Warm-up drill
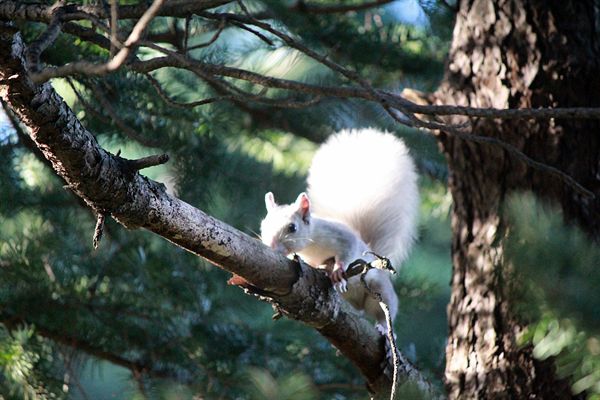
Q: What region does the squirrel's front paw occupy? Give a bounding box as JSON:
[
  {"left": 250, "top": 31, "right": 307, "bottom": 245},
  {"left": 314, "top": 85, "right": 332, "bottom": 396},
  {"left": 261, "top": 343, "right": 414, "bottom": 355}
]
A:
[
  {"left": 375, "top": 322, "right": 388, "bottom": 336},
  {"left": 328, "top": 266, "right": 347, "bottom": 293},
  {"left": 334, "top": 279, "right": 348, "bottom": 293}
]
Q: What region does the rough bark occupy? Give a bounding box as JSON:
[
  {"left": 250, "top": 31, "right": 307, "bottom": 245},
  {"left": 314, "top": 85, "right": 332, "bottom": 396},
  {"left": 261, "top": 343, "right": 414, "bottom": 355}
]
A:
[
  {"left": 0, "top": 27, "right": 436, "bottom": 398},
  {"left": 436, "top": 0, "right": 600, "bottom": 398}
]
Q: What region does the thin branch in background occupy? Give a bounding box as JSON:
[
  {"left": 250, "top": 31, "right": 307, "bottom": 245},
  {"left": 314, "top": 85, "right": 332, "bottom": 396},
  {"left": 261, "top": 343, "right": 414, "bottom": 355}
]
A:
[
  {"left": 66, "top": 78, "right": 161, "bottom": 148},
  {"left": 141, "top": 41, "right": 322, "bottom": 109},
  {"left": 25, "top": 1, "right": 65, "bottom": 72},
  {"left": 183, "top": 15, "right": 191, "bottom": 52},
  {"left": 292, "top": 0, "right": 396, "bottom": 14},
  {"left": 132, "top": 50, "right": 600, "bottom": 122},
  {"left": 91, "top": 81, "right": 163, "bottom": 147},
  {"left": 31, "top": 0, "right": 166, "bottom": 83},
  {"left": 130, "top": 51, "right": 600, "bottom": 126},
  {"left": 63, "top": 10, "right": 124, "bottom": 50},
  {"left": 187, "top": 18, "right": 226, "bottom": 50},
  {"left": 195, "top": 70, "right": 323, "bottom": 108},
  {"left": 144, "top": 72, "right": 231, "bottom": 108},
  {"left": 393, "top": 89, "right": 600, "bottom": 120},
  {"left": 231, "top": 20, "right": 274, "bottom": 45},
  {"left": 109, "top": 0, "right": 118, "bottom": 56},
  {"left": 190, "top": 23, "right": 224, "bottom": 50},
  {"left": 133, "top": 369, "right": 149, "bottom": 399},
  {"left": 234, "top": 0, "right": 273, "bottom": 45},
  {"left": 62, "top": 22, "right": 113, "bottom": 52},
  {"left": 409, "top": 116, "right": 596, "bottom": 199},
  {"left": 199, "top": 9, "right": 413, "bottom": 119}
]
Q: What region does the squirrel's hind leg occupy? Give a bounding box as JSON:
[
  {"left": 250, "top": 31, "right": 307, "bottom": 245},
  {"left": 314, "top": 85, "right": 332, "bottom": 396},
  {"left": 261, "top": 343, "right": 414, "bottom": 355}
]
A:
[{"left": 362, "top": 270, "right": 398, "bottom": 334}]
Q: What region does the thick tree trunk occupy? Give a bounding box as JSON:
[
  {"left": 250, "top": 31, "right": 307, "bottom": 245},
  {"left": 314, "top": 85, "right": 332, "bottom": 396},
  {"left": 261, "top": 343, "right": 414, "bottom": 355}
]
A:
[{"left": 437, "top": 0, "right": 600, "bottom": 398}]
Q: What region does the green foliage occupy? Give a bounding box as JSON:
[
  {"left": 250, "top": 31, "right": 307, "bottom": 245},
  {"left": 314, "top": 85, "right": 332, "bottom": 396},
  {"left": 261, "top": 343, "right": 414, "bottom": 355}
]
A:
[
  {"left": 505, "top": 194, "right": 600, "bottom": 399},
  {"left": 245, "top": 367, "right": 318, "bottom": 400},
  {"left": 0, "top": 325, "right": 61, "bottom": 400}
]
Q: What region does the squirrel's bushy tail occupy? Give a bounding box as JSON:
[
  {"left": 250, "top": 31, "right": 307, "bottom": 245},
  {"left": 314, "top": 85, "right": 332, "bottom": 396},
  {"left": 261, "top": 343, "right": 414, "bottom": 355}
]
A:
[{"left": 307, "top": 128, "right": 419, "bottom": 266}]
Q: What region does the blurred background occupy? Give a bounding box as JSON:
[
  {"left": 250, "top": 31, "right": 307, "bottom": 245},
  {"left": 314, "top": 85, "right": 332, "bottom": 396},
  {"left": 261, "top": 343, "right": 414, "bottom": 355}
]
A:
[{"left": 0, "top": 0, "right": 598, "bottom": 399}]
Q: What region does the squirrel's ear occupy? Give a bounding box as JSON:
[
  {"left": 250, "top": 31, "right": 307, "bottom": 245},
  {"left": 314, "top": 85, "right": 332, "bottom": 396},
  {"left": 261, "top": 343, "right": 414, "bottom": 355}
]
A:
[
  {"left": 295, "top": 192, "right": 311, "bottom": 222},
  {"left": 265, "top": 192, "right": 277, "bottom": 210}
]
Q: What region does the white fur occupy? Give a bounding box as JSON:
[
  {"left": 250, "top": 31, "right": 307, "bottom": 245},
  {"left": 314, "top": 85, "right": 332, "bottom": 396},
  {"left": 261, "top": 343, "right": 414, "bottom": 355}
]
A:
[
  {"left": 307, "top": 128, "right": 419, "bottom": 266},
  {"left": 260, "top": 128, "right": 418, "bottom": 330}
]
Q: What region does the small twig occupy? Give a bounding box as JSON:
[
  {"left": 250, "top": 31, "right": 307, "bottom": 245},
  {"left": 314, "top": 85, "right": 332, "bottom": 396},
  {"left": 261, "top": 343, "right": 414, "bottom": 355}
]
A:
[
  {"left": 93, "top": 212, "right": 106, "bottom": 250},
  {"left": 123, "top": 154, "right": 170, "bottom": 171}
]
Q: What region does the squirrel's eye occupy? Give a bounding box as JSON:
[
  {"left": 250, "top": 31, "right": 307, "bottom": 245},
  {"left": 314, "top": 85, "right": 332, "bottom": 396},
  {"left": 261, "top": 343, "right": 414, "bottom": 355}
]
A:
[{"left": 287, "top": 223, "right": 297, "bottom": 233}]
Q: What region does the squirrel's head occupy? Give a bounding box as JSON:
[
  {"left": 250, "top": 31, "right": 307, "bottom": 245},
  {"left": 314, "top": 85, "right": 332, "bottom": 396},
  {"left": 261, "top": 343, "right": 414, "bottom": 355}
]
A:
[{"left": 260, "top": 192, "right": 313, "bottom": 255}]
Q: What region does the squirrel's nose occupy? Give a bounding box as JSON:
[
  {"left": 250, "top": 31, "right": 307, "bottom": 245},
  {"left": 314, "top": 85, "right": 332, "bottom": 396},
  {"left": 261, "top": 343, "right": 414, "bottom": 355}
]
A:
[{"left": 269, "top": 240, "right": 287, "bottom": 255}]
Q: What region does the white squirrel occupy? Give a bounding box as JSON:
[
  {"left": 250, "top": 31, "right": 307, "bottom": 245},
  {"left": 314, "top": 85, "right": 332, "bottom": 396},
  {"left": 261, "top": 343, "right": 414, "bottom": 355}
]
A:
[{"left": 260, "top": 128, "right": 419, "bottom": 333}]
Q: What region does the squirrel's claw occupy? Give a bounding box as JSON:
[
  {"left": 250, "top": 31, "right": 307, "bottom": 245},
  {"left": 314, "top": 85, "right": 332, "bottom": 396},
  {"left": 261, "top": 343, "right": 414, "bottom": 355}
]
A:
[
  {"left": 375, "top": 322, "right": 388, "bottom": 336},
  {"left": 334, "top": 279, "right": 348, "bottom": 293}
]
